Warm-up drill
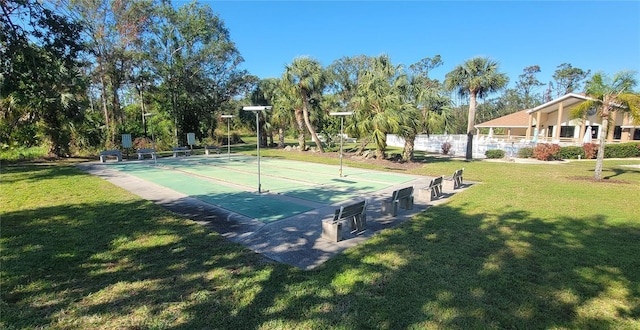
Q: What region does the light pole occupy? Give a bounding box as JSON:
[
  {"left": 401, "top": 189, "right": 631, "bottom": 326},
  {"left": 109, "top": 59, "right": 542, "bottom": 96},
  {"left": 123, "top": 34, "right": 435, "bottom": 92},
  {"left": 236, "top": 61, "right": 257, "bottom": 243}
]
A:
[
  {"left": 242, "top": 106, "right": 272, "bottom": 193},
  {"left": 329, "top": 111, "right": 353, "bottom": 177},
  {"left": 221, "top": 114, "right": 234, "bottom": 160},
  {"left": 143, "top": 113, "right": 156, "bottom": 150}
]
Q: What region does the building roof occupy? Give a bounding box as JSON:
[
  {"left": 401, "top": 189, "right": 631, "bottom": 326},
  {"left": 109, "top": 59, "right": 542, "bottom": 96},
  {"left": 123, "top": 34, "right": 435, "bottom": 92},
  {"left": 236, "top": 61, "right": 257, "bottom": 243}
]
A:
[
  {"left": 475, "top": 109, "right": 530, "bottom": 128},
  {"left": 526, "top": 93, "right": 592, "bottom": 115}
]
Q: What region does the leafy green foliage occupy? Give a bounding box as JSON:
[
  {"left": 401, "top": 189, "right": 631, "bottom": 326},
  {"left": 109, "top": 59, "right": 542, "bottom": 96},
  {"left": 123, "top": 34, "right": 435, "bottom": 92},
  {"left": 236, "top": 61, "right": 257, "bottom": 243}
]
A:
[
  {"left": 1, "top": 0, "right": 87, "bottom": 156},
  {"left": 517, "top": 147, "right": 534, "bottom": 158},
  {"left": 556, "top": 146, "right": 585, "bottom": 159},
  {"left": 604, "top": 142, "right": 640, "bottom": 158},
  {"left": 485, "top": 149, "right": 505, "bottom": 159}
]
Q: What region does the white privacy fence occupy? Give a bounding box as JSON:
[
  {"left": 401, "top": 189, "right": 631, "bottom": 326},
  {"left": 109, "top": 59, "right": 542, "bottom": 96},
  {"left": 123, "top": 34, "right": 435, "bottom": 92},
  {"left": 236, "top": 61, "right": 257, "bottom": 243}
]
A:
[{"left": 386, "top": 134, "right": 537, "bottom": 158}]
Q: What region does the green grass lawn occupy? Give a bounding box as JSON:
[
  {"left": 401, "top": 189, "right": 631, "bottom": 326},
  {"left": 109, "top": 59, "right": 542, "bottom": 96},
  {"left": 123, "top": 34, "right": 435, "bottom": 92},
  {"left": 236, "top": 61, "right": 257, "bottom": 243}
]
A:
[{"left": 2, "top": 153, "right": 640, "bottom": 329}]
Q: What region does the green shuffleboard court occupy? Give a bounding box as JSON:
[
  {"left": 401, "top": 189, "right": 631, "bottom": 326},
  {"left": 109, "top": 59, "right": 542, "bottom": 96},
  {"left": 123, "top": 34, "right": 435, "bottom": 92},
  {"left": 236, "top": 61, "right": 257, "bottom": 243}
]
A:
[{"left": 107, "top": 155, "right": 417, "bottom": 223}]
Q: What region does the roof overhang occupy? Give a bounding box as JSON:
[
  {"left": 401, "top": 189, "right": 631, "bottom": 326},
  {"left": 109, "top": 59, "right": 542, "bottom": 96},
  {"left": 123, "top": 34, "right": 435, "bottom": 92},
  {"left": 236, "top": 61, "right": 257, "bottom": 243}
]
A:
[
  {"left": 475, "top": 124, "right": 529, "bottom": 128},
  {"left": 526, "top": 93, "right": 593, "bottom": 115}
]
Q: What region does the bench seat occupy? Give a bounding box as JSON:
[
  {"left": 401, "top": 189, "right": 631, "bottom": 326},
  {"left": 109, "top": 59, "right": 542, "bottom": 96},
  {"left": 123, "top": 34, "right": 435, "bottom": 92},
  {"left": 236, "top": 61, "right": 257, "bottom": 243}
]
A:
[
  {"left": 137, "top": 148, "right": 156, "bottom": 160},
  {"left": 417, "top": 176, "right": 444, "bottom": 202},
  {"left": 99, "top": 150, "right": 122, "bottom": 163},
  {"left": 172, "top": 146, "right": 191, "bottom": 157},
  {"left": 444, "top": 168, "right": 464, "bottom": 190},
  {"left": 382, "top": 186, "right": 414, "bottom": 216},
  {"left": 205, "top": 145, "right": 220, "bottom": 155},
  {"left": 322, "top": 200, "right": 367, "bottom": 242}
]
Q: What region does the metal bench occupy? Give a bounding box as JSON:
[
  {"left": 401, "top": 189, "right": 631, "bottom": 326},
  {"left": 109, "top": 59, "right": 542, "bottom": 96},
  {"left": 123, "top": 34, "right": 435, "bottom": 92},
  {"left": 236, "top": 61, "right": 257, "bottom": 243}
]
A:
[
  {"left": 137, "top": 148, "right": 156, "bottom": 160},
  {"left": 99, "top": 150, "right": 122, "bottom": 163},
  {"left": 205, "top": 145, "right": 220, "bottom": 155},
  {"left": 382, "top": 186, "right": 414, "bottom": 216},
  {"left": 426, "top": 176, "right": 444, "bottom": 200},
  {"left": 321, "top": 200, "right": 367, "bottom": 242},
  {"left": 172, "top": 146, "right": 191, "bottom": 157},
  {"left": 445, "top": 168, "right": 464, "bottom": 189}
]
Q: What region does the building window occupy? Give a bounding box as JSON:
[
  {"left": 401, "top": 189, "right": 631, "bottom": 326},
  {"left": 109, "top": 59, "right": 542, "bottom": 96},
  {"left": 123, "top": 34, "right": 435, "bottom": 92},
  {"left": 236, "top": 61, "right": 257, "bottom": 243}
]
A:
[
  {"left": 560, "top": 126, "right": 575, "bottom": 138},
  {"left": 613, "top": 126, "right": 622, "bottom": 139},
  {"left": 547, "top": 125, "right": 553, "bottom": 137},
  {"left": 634, "top": 129, "right": 640, "bottom": 140}
]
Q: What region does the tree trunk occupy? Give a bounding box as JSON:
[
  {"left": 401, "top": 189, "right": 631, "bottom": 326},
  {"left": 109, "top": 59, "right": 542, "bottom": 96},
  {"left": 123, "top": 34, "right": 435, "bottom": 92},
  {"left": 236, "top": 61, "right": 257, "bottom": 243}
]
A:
[
  {"left": 594, "top": 113, "right": 609, "bottom": 180},
  {"left": 278, "top": 127, "right": 285, "bottom": 148},
  {"left": 402, "top": 134, "right": 415, "bottom": 162},
  {"left": 98, "top": 63, "right": 111, "bottom": 148},
  {"left": 294, "top": 108, "right": 306, "bottom": 150},
  {"left": 302, "top": 97, "right": 325, "bottom": 152},
  {"left": 466, "top": 91, "right": 478, "bottom": 160}
]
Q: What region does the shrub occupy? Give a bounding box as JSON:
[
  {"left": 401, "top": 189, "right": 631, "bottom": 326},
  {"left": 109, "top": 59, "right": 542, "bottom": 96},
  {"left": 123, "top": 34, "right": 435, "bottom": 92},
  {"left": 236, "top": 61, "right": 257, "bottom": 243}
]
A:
[
  {"left": 604, "top": 142, "right": 640, "bottom": 158},
  {"left": 517, "top": 147, "right": 534, "bottom": 159},
  {"left": 533, "top": 143, "right": 561, "bottom": 161},
  {"left": 485, "top": 149, "right": 505, "bottom": 159},
  {"left": 582, "top": 143, "right": 597, "bottom": 159},
  {"left": 441, "top": 142, "right": 452, "bottom": 155},
  {"left": 557, "top": 146, "right": 585, "bottom": 160}
]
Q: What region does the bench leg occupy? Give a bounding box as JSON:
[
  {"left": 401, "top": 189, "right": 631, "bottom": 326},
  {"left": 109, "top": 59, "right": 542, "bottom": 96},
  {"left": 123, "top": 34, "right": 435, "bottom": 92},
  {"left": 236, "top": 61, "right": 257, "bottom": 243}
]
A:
[
  {"left": 382, "top": 200, "right": 398, "bottom": 216},
  {"left": 321, "top": 220, "right": 342, "bottom": 242},
  {"left": 399, "top": 197, "right": 413, "bottom": 210},
  {"left": 349, "top": 215, "right": 366, "bottom": 233}
]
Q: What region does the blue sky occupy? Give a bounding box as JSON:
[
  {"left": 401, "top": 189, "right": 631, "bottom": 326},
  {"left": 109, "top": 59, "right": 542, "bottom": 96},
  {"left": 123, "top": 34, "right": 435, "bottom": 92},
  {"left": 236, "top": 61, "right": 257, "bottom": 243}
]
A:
[{"left": 179, "top": 1, "right": 639, "bottom": 91}]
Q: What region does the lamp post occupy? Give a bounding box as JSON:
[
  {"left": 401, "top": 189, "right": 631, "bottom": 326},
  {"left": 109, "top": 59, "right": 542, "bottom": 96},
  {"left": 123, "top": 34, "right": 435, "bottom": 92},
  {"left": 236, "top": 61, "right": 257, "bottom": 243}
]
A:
[
  {"left": 221, "top": 115, "right": 234, "bottom": 160},
  {"left": 143, "top": 113, "right": 156, "bottom": 150},
  {"left": 329, "top": 111, "right": 353, "bottom": 177},
  {"left": 242, "top": 106, "right": 272, "bottom": 193}
]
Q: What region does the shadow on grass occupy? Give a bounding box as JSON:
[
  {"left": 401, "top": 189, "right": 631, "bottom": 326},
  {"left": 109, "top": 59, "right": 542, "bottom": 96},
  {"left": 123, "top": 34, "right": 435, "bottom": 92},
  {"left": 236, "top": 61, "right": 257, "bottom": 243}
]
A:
[{"left": 3, "top": 164, "right": 640, "bottom": 328}]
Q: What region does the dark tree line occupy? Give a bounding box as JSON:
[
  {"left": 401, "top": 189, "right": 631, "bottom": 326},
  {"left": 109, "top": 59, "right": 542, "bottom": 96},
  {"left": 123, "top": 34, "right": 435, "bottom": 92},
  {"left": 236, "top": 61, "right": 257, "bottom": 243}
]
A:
[{"left": 1, "top": 0, "right": 597, "bottom": 158}]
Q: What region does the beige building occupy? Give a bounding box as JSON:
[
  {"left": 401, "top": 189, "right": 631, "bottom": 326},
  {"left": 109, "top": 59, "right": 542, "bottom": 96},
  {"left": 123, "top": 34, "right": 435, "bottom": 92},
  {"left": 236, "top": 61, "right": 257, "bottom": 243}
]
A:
[{"left": 475, "top": 93, "right": 640, "bottom": 145}]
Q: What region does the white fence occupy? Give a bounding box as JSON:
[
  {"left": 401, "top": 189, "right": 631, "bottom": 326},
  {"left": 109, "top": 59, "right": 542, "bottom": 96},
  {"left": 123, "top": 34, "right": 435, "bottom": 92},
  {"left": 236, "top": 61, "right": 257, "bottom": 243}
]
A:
[{"left": 386, "top": 134, "right": 535, "bottom": 158}]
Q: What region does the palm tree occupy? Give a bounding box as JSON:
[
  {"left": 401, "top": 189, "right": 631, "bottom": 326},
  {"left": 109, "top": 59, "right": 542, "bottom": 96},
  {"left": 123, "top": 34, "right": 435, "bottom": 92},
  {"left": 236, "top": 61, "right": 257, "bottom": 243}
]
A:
[
  {"left": 400, "top": 58, "right": 452, "bottom": 162},
  {"left": 570, "top": 71, "right": 640, "bottom": 180},
  {"left": 444, "top": 57, "right": 509, "bottom": 160},
  {"left": 353, "top": 55, "right": 405, "bottom": 159},
  {"left": 283, "top": 57, "right": 327, "bottom": 152}
]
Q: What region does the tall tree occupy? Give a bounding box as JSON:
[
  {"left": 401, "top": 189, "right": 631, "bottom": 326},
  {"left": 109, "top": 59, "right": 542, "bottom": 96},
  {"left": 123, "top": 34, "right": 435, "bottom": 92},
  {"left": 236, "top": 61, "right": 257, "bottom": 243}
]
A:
[
  {"left": 553, "top": 63, "right": 591, "bottom": 97},
  {"left": 353, "top": 55, "right": 405, "bottom": 159},
  {"left": 283, "top": 57, "right": 327, "bottom": 152},
  {"left": 71, "top": 0, "right": 152, "bottom": 146},
  {"left": 148, "top": 2, "right": 252, "bottom": 145},
  {"left": 444, "top": 57, "right": 509, "bottom": 160},
  {"left": 327, "top": 55, "right": 371, "bottom": 149},
  {"left": 515, "top": 65, "right": 544, "bottom": 109},
  {"left": 1, "top": 0, "right": 87, "bottom": 156},
  {"left": 400, "top": 56, "right": 448, "bottom": 161},
  {"left": 570, "top": 71, "right": 640, "bottom": 180}
]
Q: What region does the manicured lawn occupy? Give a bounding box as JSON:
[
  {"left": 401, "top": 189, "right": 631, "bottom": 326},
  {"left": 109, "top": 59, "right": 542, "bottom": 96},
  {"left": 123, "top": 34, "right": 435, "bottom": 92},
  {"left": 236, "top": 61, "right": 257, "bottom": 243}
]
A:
[{"left": 2, "top": 155, "right": 639, "bottom": 329}]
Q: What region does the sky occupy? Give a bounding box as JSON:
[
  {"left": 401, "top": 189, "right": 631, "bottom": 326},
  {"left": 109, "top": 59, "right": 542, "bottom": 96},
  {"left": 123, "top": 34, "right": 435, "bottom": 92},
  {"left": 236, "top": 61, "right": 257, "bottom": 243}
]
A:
[{"left": 176, "top": 1, "right": 640, "bottom": 91}]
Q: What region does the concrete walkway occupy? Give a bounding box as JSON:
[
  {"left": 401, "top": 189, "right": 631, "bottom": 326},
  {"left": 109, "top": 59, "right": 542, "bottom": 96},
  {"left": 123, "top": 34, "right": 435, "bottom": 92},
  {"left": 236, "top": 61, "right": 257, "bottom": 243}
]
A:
[{"left": 78, "top": 159, "right": 472, "bottom": 270}]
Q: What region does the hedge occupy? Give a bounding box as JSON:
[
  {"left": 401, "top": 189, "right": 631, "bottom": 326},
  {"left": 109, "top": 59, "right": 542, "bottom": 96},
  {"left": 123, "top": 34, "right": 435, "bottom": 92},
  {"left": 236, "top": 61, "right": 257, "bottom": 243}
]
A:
[
  {"left": 518, "top": 142, "right": 640, "bottom": 160},
  {"left": 485, "top": 149, "right": 505, "bottom": 159}
]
